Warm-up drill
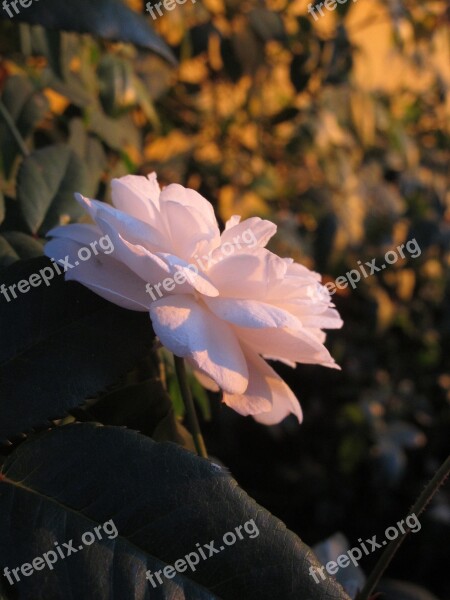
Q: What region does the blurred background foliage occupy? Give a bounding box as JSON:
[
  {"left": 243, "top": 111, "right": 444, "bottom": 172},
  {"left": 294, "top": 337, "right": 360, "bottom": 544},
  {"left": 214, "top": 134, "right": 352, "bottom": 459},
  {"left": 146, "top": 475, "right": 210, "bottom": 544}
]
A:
[{"left": 0, "top": 0, "right": 449, "bottom": 597}]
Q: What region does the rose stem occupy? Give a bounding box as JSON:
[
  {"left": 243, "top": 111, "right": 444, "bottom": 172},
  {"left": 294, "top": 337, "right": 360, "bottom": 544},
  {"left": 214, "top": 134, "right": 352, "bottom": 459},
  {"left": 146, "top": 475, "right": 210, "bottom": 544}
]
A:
[
  {"left": 174, "top": 355, "right": 208, "bottom": 459},
  {"left": 356, "top": 454, "right": 450, "bottom": 600}
]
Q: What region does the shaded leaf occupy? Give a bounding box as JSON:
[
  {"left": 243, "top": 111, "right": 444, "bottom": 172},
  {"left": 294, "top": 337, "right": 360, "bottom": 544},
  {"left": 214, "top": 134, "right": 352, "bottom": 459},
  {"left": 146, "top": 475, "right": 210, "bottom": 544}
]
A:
[
  {"left": 0, "top": 75, "right": 49, "bottom": 175},
  {"left": 0, "top": 0, "right": 176, "bottom": 65},
  {"left": 17, "top": 144, "right": 87, "bottom": 235},
  {"left": 0, "top": 256, "right": 154, "bottom": 444},
  {"left": 0, "top": 231, "right": 43, "bottom": 268},
  {"left": 0, "top": 423, "right": 351, "bottom": 600},
  {"left": 0, "top": 237, "right": 17, "bottom": 269},
  {"left": 98, "top": 55, "right": 137, "bottom": 116},
  {"left": 87, "top": 108, "right": 141, "bottom": 153},
  {"left": 135, "top": 52, "right": 176, "bottom": 101},
  {"left": 82, "top": 354, "right": 195, "bottom": 451},
  {"left": 68, "top": 119, "right": 107, "bottom": 197}
]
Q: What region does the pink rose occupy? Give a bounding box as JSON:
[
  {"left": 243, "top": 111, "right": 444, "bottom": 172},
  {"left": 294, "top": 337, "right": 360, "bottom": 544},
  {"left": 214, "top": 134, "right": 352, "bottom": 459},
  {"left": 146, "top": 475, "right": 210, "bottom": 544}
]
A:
[{"left": 45, "top": 173, "right": 342, "bottom": 424}]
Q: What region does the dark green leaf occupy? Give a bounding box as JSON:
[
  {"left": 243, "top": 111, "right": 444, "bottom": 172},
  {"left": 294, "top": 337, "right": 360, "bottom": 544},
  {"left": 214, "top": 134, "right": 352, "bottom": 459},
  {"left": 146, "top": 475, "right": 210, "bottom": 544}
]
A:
[
  {"left": 0, "top": 195, "right": 29, "bottom": 235},
  {"left": 68, "top": 119, "right": 107, "bottom": 197},
  {"left": 0, "top": 424, "right": 350, "bottom": 600},
  {"left": 0, "top": 0, "right": 176, "bottom": 65},
  {"left": 17, "top": 144, "right": 88, "bottom": 235},
  {"left": 29, "top": 28, "right": 64, "bottom": 78},
  {"left": 0, "top": 231, "right": 43, "bottom": 268},
  {"left": 0, "top": 256, "right": 154, "bottom": 444},
  {"left": 0, "top": 237, "right": 17, "bottom": 268},
  {"left": 42, "top": 69, "right": 93, "bottom": 109},
  {"left": 135, "top": 52, "right": 173, "bottom": 102},
  {"left": 98, "top": 55, "right": 136, "bottom": 117},
  {"left": 83, "top": 354, "right": 195, "bottom": 451},
  {"left": 87, "top": 108, "right": 141, "bottom": 152},
  {"left": 0, "top": 75, "right": 49, "bottom": 176}
]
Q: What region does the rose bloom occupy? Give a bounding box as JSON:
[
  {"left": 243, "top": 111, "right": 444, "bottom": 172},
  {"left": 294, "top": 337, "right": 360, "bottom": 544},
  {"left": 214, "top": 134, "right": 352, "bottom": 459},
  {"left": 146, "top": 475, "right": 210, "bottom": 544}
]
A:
[{"left": 45, "top": 173, "right": 342, "bottom": 425}]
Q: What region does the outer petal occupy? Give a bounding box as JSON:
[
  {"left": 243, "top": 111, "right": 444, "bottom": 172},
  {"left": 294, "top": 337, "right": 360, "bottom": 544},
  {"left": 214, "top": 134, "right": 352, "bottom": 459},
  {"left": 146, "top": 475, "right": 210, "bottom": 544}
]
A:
[
  {"left": 159, "top": 184, "right": 221, "bottom": 260},
  {"left": 157, "top": 253, "right": 219, "bottom": 298},
  {"left": 150, "top": 295, "right": 248, "bottom": 394},
  {"left": 252, "top": 383, "right": 302, "bottom": 425},
  {"left": 96, "top": 217, "right": 219, "bottom": 298},
  {"left": 96, "top": 216, "right": 171, "bottom": 284},
  {"left": 268, "top": 279, "right": 342, "bottom": 319},
  {"left": 187, "top": 361, "right": 220, "bottom": 392},
  {"left": 47, "top": 223, "right": 104, "bottom": 245},
  {"left": 300, "top": 309, "right": 343, "bottom": 330},
  {"left": 75, "top": 194, "right": 169, "bottom": 253},
  {"left": 207, "top": 248, "right": 287, "bottom": 298},
  {"left": 161, "top": 201, "right": 220, "bottom": 262},
  {"left": 267, "top": 275, "right": 326, "bottom": 304},
  {"left": 234, "top": 326, "right": 340, "bottom": 369},
  {"left": 220, "top": 216, "right": 277, "bottom": 249},
  {"left": 160, "top": 183, "right": 218, "bottom": 230},
  {"left": 302, "top": 330, "right": 327, "bottom": 344},
  {"left": 286, "top": 261, "right": 322, "bottom": 281},
  {"left": 224, "top": 215, "right": 241, "bottom": 230},
  {"left": 223, "top": 349, "right": 302, "bottom": 424},
  {"left": 45, "top": 237, "right": 150, "bottom": 311},
  {"left": 204, "top": 297, "right": 301, "bottom": 330},
  {"left": 111, "top": 173, "right": 161, "bottom": 223}
]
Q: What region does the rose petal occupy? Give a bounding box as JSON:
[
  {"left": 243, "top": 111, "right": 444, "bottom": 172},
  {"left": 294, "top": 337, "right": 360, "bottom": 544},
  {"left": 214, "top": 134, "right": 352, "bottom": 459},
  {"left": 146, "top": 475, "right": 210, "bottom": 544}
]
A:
[
  {"left": 95, "top": 216, "right": 172, "bottom": 285},
  {"left": 45, "top": 237, "right": 150, "bottom": 311},
  {"left": 300, "top": 308, "right": 343, "bottom": 330},
  {"left": 160, "top": 184, "right": 221, "bottom": 259},
  {"left": 160, "top": 183, "right": 218, "bottom": 229},
  {"left": 223, "top": 349, "right": 302, "bottom": 423},
  {"left": 188, "top": 361, "right": 221, "bottom": 392},
  {"left": 220, "top": 217, "right": 277, "bottom": 249},
  {"left": 235, "top": 325, "right": 340, "bottom": 369},
  {"left": 252, "top": 381, "right": 302, "bottom": 425},
  {"left": 150, "top": 295, "right": 248, "bottom": 394},
  {"left": 111, "top": 173, "right": 161, "bottom": 223},
  {"left": 75, "top": 193, "right": 169, "bottom": 253},
  {"left": 224, "top": 215, "right": 241, "bottom": 230},
  {"left": 161, "top": 200, "right": 220, "bottom": 261},
  {"left": 47, "top": 223, "right": 104, "bottom": 245},
  {"left": 204, "top": 297, "right": 301, "bottom": 329},
  {"left": 157, "top": 253, "right": 219, "bottom": 297},
  {"left": 207, "top": 248, "right": 287, "bottom": 298}
]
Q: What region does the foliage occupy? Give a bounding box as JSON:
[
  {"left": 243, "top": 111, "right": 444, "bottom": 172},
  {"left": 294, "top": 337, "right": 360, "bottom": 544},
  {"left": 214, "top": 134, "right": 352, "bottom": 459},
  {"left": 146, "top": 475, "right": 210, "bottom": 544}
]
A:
[
  {"left": 0, "top": 423, "right": 348, "bottom": 599},
  {"left": 0, "top": 0, "right": 448, "bottom": 597},
  {"left": 0, "top": 257, "right": 155, "bottom": 443}
]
